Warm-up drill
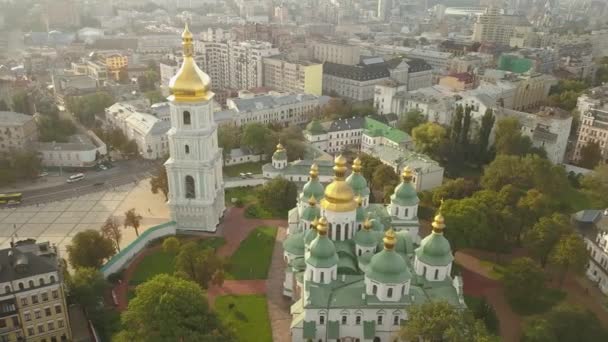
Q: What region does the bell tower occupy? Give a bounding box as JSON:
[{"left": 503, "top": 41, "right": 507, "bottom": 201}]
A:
[{"left": 164, "top": 24, "right": 225, "bottom": 231}]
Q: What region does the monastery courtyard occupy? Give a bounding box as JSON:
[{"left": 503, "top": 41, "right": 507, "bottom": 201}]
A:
[{"left": 0, "top": 179, "right": 170, "bottom": 255}]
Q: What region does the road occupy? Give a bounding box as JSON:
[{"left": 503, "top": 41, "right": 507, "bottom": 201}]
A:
[{"left": 20, "top": 160, "right": 161, "bottom": 205}]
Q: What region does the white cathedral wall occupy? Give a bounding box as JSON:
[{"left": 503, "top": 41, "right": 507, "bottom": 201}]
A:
[
  {"left": 305, "top": 265, "right": 337, "bottom": 284},
  {"left": 364, "top": 276, "right": 410, "bottom": 302},
  {"left": 322, "top": 209, "right": 357, "bottom": 241},
  {"left": 387, "top": 203, "right": 418, "bottom": 220},
  {"left": 414, "top": 258, "right": 452, "bottom": 282}
]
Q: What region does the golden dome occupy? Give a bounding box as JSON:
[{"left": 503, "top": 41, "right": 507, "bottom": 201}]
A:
[
  {"left": 317, "top": 217, "right": 328, "bottom": 235},
  {"left": 308, "top": 195, "right": 317, "bottom": 206},
  {"left": 401, "top": 166, "right": 413, "bottom": 182},
  {"left": 383, "top": 229, "right": 397, "bottom": 250},
  {"left": 355, "top": 195, "right": 363, "bottom": 206},
  {"left": 320, "top": 155, "right": 357, "bottom": 212},
  {"left": 363, "top": 216, "right": 373, "bottom": 230},
  {"left": 352, "top": 157, "right": 362, "bottom": 173},
  {"left": 276, "top": 142, "right": 285, "bottom": 151},
  {"left": 311, "top": 217, "right": 319, "bottom": 229},
  {"left": 309, "top": 163, "right": 319, "bottom": 179},
  {"left": 168, "top": 23, "right": 213, "bottom": 103},
  {"left": 432, "top": 199, "right": 446, "bottom": 233}
]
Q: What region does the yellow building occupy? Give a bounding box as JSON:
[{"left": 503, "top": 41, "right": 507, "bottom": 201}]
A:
[
  {"left": 102, "top": 53, "right": 128, "bottom": 81},
  {"left": 263, "top": 55, "right": 323, "bottom": 96}
]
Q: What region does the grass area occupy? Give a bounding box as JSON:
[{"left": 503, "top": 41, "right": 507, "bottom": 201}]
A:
[
  {"left": 510, "top": 288, "right": 567, "bottom": 316},
  {"left": 479, "top": 260, "right": 507, "bottom": 280},
  {"left": 227, "top": 226, "right": 277, "bottom": 280},
  {"left": 215, "top": 295, "right": 272, "bottom": 342},
  {"left": 129, "top": 237, "right": 225, "bottom": 285},
  {"left": 565, "top": 187, "right": 592, "bottom": 212},
  {"left": 223, "top": 161, "right": 264, "bottom": 178},
  {"left": 225, "top": 186, "right": 260, "bottom": 207}
]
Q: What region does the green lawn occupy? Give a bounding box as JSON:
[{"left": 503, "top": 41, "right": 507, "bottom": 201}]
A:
[
  {"left": 227, "top": 226, "right": 277, "bottom": 280},
  {"left": 215, "top": 295, "right": 272, "bottom": 342},
  {"left": 565, "top": 188, "right": 592, "bottom": 212},
  {"left": 479, "top": 260, "right": 507, "bottom": 280},
  {"left": 225, "top": 186, "right": 261, "bottom": 206},
  {"left": 223, "top": 162, "right": 264, "bottom": 178},
  {"left": 129, "top": 237, "right": 225, "bottom": 285}
]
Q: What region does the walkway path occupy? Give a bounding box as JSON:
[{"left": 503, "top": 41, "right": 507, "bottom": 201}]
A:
[{"left": 266, "top": 225, "right": 292, "bottom": 342}]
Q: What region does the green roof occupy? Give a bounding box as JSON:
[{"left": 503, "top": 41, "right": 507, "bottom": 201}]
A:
[
  {"left": 366, "top": 249, "right": 411, "bottom": 284},
  {"left": 302, "top": 179, "right": 325, "bottom": 200},
  {"left": 395, "top": 230, "right": 414, "bottom": 255},
  {"left": 283, "top": 232, "right": 305, "bottom": 256},
  {"left": 328, "top": 321, "right": 340, "bottom": 339},
  {"left": 354, "top": 229, "right": 377, "bottom": 247},
  {"left": 306, "top": 119, "right": 327, "bottom": 135},
  {"left": 272, "top": 149, "right": 287, "bottom": 160},
  {"left": 304, "top": 228, "right": 318, "bottom": 246},
  {"left": 391, "top": 181, "right": 419, "bottom": 206},
  {"left": 415, "top": 233, "right": 453, "bottom": 266},
  {"left": 363, "top": 321, "right": 376, "bottom": 339},
  {"left": 346, "top": 172, "right": 370, "bottom": 196},
  {"left": 364, "top": 117, "right": 411, "bottom": 145},
  {"left": 302, "top": 205, "right": 321, "bottom": 221},
  {"left": 303, "top": 321, "right": 316, "bottom": 339},
  {"left": 356, "top": 206, "right": 365, "bottom": 221},
  {"left": 307, "top": 235, "right": 338, "bottom": 268}
]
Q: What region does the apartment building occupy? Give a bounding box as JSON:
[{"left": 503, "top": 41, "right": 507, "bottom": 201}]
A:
[
  {"left": 96, "top": 52, "right": 129, "bottom": 81},
  {"left": 200, "top": 41, "right": 279, "bottom": 91},
  {"left": 0, "top": 240, "right": 72, "bottom": 342},
  {"left": 218, "top": 91, "right": 322, "bottom": 127},
  {"left": 472, "top": 6, "right": 531, "bottom": 47},
  {"left": 311, "top": 41, "right": 361, "bottom": 66},
  {"left": 573, "top": 210, "right": 608, "bottom": 295},
  {"left": 574, "top": 108, "right": 608, "bottom": 165},
  {"left": 105, "top": 103, "right": 170, "bottom": 159},
  {"left": 323, "top": 62, "right": 390, "bottom": 101},
  {"left": 262, "top": 55, "right": 323, "bottom": 96},
  {"left": 0, "top": 111, "right": 38, "bottom": 158}
]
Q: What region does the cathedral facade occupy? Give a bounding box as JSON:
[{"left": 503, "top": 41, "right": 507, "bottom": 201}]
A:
[
  {"left": 280, "top": 147, "right": 465, "bottom": 342},
  {"left": 165, "top": 25, "right": 225, "bottom": 232}
]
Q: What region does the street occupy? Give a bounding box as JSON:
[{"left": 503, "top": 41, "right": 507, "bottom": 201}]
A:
[{"left": 18, "top": 160, "right": 161, "bottom": 205}]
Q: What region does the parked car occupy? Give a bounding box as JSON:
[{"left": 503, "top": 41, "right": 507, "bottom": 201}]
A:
[
  {"left": 239, "top": 173, "right": 247, "bottom": 179},
  {"left": 245, "top": 172, "right": 253, "bottom": 178},
  {"left": 67, "top": 173, "right": 85, "bottom": 183}
]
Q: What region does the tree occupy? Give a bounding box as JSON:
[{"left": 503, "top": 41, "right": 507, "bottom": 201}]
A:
[
  {"left": 37, "top": 116, "right": 77, "bottom": 143},
  {"left": 359, "top": 153, "right": 383, "bottom": 183},
  {"left": 579, "top": 141, "right": 602, "bottom": 169},
  {"left": 66, "top": 92, "right": 114, "bottom": 127},
  {"left": 451, "top": 104, "right": 464, "bottom": 144},
  {"left": 522, "top": 303, "right": 608, "bottom": 342},
  {"left": 218, "top": 124, "right": 241, "bottom": 161},
  {"left": 581, "top": 164, "right": 608, "bottom": 208},
  {"left": 432, "top": 178, "right": 479, "bottom": 207},
  {"left": 0, "top": 99, "right": 9, "bottom": 111},
  {"left": 124, "top": 209, "right": 143, "bottom": 237},
  {"left": 549, "top": 233, "right": 588, "bottom": 286},
  {"left": 256, "top": 177, "right": 298, "bottom": 215},
  {"left": 144, "top": 90, "right": 165, "bottom": 104},
  {"left": 150, "top": 165, "right": 169, "bottom": 200},
  {"left": 412, "top": 122, "right": 447, "bottom": 159},
  {"left": 114, "top": 274, "right": 233, "bottom": 342},
  {"left": 441, "top": 197, "right": 492, "bottom": 251},
  {"left": 174, "top": 242, "right": 226, "bottom": 289},
  {"left": 515, "top": 189, "right": 554, "bottom": 245},
  {"left": 371, "top": 164, "right": 399, "bottom": 192},
  {"left": 241, "top": 123, "right": 275, "bottom": 155},
  {"left": 67, "top": 267, "right": 107, "bottom": 312},
  {"left": 399, "top": 301, "right": 496, "bottom": 342},
  {"left": 503, "top": 257, "right": 545, "bottom": 310},
  {"left": 397, "top": 110, "right": 426, "bottom": 134},
  {"left": 494, "top": 117, "right": 530, "bottom": 156},
  {"left": 11, "top": 91, "right": 31, "bottom": 114},
  {"left": 10, "top": 151, "right": 42, "bottom": 180},
  {"left": 460, "top": 105, "right": 472, "bottom": 146},
  {"left": 67, "top": 230, "right": 116, "bottom": 268},
  {"left": 321, "top": 97, "right": 351, "bottom": 119},
  {"left": 162, "top": 237, "right": 180, "bottom": 254},
  {"left": 476, "top": 108, "right": 495, "bottom": 161},
  {"left": 101, "top": 217, "right": 122, "bottom": 252},
  {"left": 524, "top": 213, "right": 572, "bottom": 267}
]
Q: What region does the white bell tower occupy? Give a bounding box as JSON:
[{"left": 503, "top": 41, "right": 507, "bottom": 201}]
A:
[{"left": 164, "top": 24, "right": 225, "bottom": 232}]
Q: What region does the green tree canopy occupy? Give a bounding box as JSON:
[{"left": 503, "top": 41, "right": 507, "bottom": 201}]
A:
[
  {"left": 174, "top": 242, "right": 225, "bottom": 289},
  {"left": 67, "top": 267, "right": 107, "bottom": 312},
  {"left": 581, "top": 164, "right": 608, "bottom": 208},
  {"left": 522, "top": 303, "right": 608, "bottom": 342},
  {"left": 579, "top": 141, "right": 602, "bottom": 169},
  {"left": 67, "top": 229, "right": 116, "bottom": 269},
  {"left": 256, "top": 177, "right": 298, "bottom": 215},
  {"left": 549, "top": 233, "right": 588, "bottom": 286},
  {"left": 371, "top": 164, "right": 399, "bottom": 192},
  {"left": 359, "top": 153, "right": 383, "bottom": 183},
  {"left": 494, "top": 117, "right": 535, "bottom": 156},
  {"left": 150, "top": 165, "right": 169, "bottom": 200},
  {"left": 503, "top": 257, "right": 545, "bottom": 310},
  {"left": 241, "top": 123, "right": 275, "bottom": 155},
  {"left": 399, "top": 301, "right": 497, "bottom": 342},
  {"left": 432, "top": 178, "right": 480, "bottom": 207},
  {"left": 524, "top": 213, "right": 572, "bottom": 267},
  {"left": 124, "top": 208, "right": 143, "bottom": 237},
  {"left": 412, "top": 122, "right": 447, "bottom": 159},
  {"left": 218, "top": 124, "right": 241, "bottom": 159},
  {"left": 397, "top": 110, "right": 426, "bottom": 134},
  {"left": 114, "top": 274, "right": 234, "bottom": 342},
  {"left": 66, "top": 92, "right": 115, "bottom": 127}
]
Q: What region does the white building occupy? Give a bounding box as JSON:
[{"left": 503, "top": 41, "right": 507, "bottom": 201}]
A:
[
  {"left": 574, "top": 210, "right": 608, "bottom": 295},
  {"left": 104, "top": 103, "right": 171, "bottom": 159},
  {"left": 282, "top": 156, "right": 463, "bottom": 342},
  {"left": 37, "top": 133, "right": 107, "bottom": 168},
  {"left": 200, "top": 40, "right": 279, "bottom": 90},
  {"left": 218, "top": 91, "right": 323, "bottom": 127},
  {"left": 323, "top": 62, "right": 390, "bottom": 102},
  {"left": 164, "top": 25, "right": 225, "bottom": 232}
]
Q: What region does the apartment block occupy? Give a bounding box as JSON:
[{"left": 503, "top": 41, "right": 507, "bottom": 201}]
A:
[
  {"left": 0, "top": 111, "right": 38, "bottom": 158},
  {"left": 311, "top": 41, "right": 361, "bottom": 66},
  {"left": 262, "top": 55, "right": 323, "bottom": 96}
]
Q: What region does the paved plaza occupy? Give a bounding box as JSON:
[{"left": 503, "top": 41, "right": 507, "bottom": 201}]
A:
[{"left": 0, "top": 179, "right": 170, "bottom": 256}]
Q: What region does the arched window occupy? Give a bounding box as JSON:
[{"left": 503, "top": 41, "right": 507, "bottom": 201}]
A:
[
  {"left": 185, "top": 145, "right": 190, "bottom": 154},
  {"left": 18, "top": 283, "right": 24, "bottom": 290},
  {"left": 183, "top": 111, "right": 191, "bottom": 125},
  {"left": 185, "top": 176, "right": 195, "bottom": 199},
  {"left": 39, "top": 278, "right": 44, "bottom": 286},
  {"left": 372, "top": 284, "right": 378, "bottom": 295},
  {"left": 50, "top": 276, "right": 56, "bottom": 283},
  {"left": 387, "top": 287, "right": 393, "bottom": 298},
  {"left": 28, "top": 280, "right": 34, "bottom": 288},
  {"left": 358, "top": 249, "right": 362, "bottom": 256},
  {"left": 434, "top": 269, "right": 439, "bottom": 280},
  {"left": 405, "top": 208, "right": 409, "bottom": 217},
  {"left": 320, "top": 271, "right": 324, "bottom": 283},
  {"left": 4, "top": 285, "right": 10, "bottom": 294},
  {"left": 336, "top": 224, "right": 341, "bottom": 240},
  {"left": 345, "top": 224, "right": 349, "bottom": 239}
]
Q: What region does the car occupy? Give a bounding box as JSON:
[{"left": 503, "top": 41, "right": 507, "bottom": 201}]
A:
[
  {"left": 239, "top": 173, "right": 247, "bottom": 179},
  {"left": 37, "top": 172, "right": 49, "bottom": 177},
  {"left": 245, "top": 172, "right": 253, "bottom": 178},
  {"left": 67, "top": 173, "right": 85, "bottom": 183},
  {"left": 99, "top": 164, "right": 108, "bottom": 171},
  {"left": 93, "top": 182, "right": 105, "bottom": 186}
]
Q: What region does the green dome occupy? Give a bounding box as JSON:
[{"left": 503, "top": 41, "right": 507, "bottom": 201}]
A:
[
  {"left": 290, "top": 257, "right": 306, "bottom": 271},
  {"left": 307, "top": 235, "right": 338, "bottom": 268},
  {"left": 395, "top": 230, "right": 414, "bottom": 255},
  {"left": 415, "top": 233, "right": 453, "bottom": 266},
  {"left": 306, "top": 119, "right": 326, "bottom": 135},
  {"left": 391, "top": 181, "right": 419, "bottom": 206},
  {"left": 272, "top": 149, "right": 287, "bottom": 160},
  {"left": 302, "top": 179, "right": 325, "bottom": 201},
  {"left": 358, "top": 251, "right": 373, "bottom": 272},
  {"left": 346, "top": 173, "right": 370, "bottom": 196},
  {"left": 366, "top": 249, "right": 411, "bottom": 284},
  {"left": 304, "top": 228, "right": 318, "bottom": 246},
  {"left": 283, "top": 232, "right": 305, "bottom": 256},
  {"left": 354, "top": 229, "right": 377, "bottom": 247},
  {"left": 302, "top": 205, "right": 321, "bottom": 222}
]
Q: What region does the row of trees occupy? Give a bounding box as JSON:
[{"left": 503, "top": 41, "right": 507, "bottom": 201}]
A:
[
  {"left": 0, "top": 151, "right": 42, "bottom": 187},
  {"left": 66, "top": 92, "right": 115, "bottom": 127},
  {"left": 93, "top": 127, "right": 139, "bottom": 157}
]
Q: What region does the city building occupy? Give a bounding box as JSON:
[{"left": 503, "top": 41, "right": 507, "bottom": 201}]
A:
[
  {"left": 0, "top": 111, "right": 38, "bottom": 158},
  {"left": 377, "top": 0, "right": 393, "bottom": 21},
  {"left": 164, "top": 25, "right": 225, "bottom": 232},
  {"left": 217, "top": 91, "right": 323, "bottom": 127},
  {"left": 573, "top": 108, "right": 608, "bottom": 165},
  {"left": 104, "top": 103, "right": 171, "bottom": 160},
  {"left": 283, "top": 156, "right": 463, "bottom": 341},
  {"left": 472, "top": 6, "right": 531, "bottom": 47},
  {"left": 200, "top": 40, "right": 279, "bottom": 91},
  {"left": 94, "top": 52, "right": 129, "bottom": 81},
  {"left": 323, "top": 62, "right": 390, "bottom": 102},
  {"left": 43, "top": 0, "right": 80, "bottom": 29},
  {"left": 224, "top": 148, "right": 263, "bottom": 166},
  {"left": 37, "top": 133, "right": 107, "bottom": 168},
  {"left": 438, "top": 73, "right": 476, "bottom": 91},
  {"left": 0, "top": 239, "right": 72, "bottom": 342},
  {"left": 311, "top": 41, "right": 361, "bottom": 66},
  {"left": 573, "top": 210, "right": 608, "bottom": 295},
  {"left": 262, "top": 55, "right": 323, "bottom": 96}
]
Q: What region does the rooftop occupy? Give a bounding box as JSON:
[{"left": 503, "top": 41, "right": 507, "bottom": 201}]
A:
[
  {"left": 0, "top": 111, "right": 34, "bottom": 126},
  {"left": 0, "top": 241, "right": 58, "bottom": 283},
  {"left": 323, "top": 62, "right": 390, "bottom": 81},
  {"left": 229, "top": 93, "right": 319, "bottom": 112},
  {"left": 363, "top": 118, "right": 411, "bottom": 145},
  {"left": 37, "top": 134, "right": 99, "bottom": 152}
]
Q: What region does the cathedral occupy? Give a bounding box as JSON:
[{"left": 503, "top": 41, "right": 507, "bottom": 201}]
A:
[
  {"left": 164, "top": 24, "right": 225, "bottom": 231},
  {"left": 280, "top": 148, "right": 465, "bottom": 342}
]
